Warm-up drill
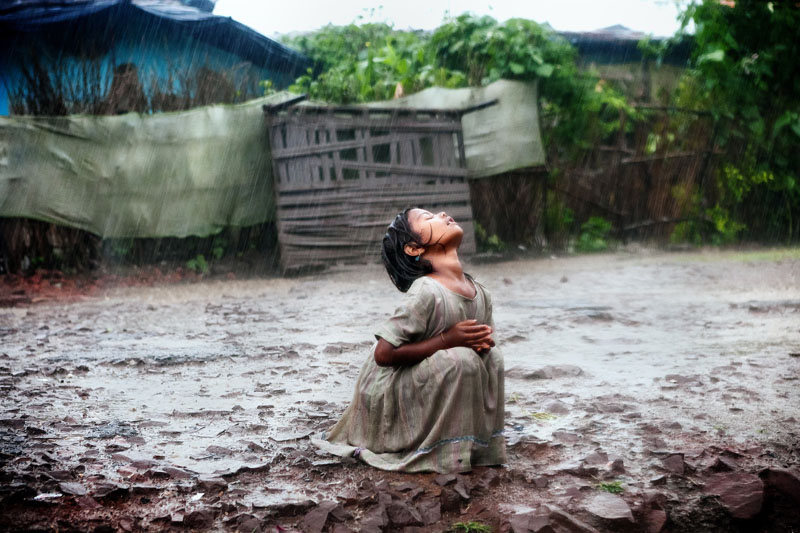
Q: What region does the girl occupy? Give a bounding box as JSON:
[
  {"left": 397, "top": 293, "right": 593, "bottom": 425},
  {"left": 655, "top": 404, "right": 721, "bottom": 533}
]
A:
[{"left": 313, "top": 208, "right": 506, "bottom": 473}]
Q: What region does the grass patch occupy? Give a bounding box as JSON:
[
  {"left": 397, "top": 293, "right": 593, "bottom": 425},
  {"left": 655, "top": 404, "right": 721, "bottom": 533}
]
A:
[
  {"left": 528, "top": 411, "right": 557, "bottom": 421},
  {"left": 596, "top": 481, "right": 624, "bottom": 494},
  {"left": 449, "top": 521, "right": 492, "bottom": 533}
]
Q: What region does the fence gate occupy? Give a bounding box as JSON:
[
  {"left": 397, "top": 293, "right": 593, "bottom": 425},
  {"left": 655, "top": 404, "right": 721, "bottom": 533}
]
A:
[{"left": 265, "top": 101, "right": 491, "bottom": 271}]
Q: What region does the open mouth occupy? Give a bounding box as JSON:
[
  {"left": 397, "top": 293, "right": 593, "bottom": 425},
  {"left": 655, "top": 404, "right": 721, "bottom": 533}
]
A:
[{"left": 447, "top": 217, "right": 456, "bottom": 225}]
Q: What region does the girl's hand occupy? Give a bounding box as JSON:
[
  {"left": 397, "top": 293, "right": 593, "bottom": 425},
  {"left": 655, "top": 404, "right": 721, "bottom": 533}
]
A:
[
  {"left": 475, "top": 337, "right": 496, "bottom": 355},
  {"left": 442, "top": 320, "right": 494, "bottom": 350}
]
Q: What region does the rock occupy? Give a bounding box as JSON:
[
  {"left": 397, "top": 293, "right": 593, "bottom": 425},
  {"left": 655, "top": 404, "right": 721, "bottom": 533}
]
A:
[
  {"left": 533, "top": 476, "right": 549, "bottom": 489},
  {"left": 644, "top": 508, "right": 667, "bottom": 533},
  {"left": 707, "top": 455, "right": 739, "bottom": 472},
  {"left": 160, "top": 466, "right": 193, "bottom": 479},
  {"left": 473, "top": 468, "right": 501, "bottom": 491},
  {"left": 360, "top": 504, "right": 388, "bottom": 533},
  {"left": 416, "top": 498, "right": 441, "bottom": 525},
  {"left": 184, "top": 509, "right": 214, "bottom": 529},
  {"left": 76, "top": 495, "right": 102, "bottom": 509},
  {"left": 661, "top": 454, "right": 685, "bottom": 475},
  {"left": 453, "top": 476, "right": 471, "bottom": 500},
  {"left": 608, "top": 458, "right": 625, "bottom": 474},
  {"left": 583, "top": 452, "right": 608, "bottom": 466},
  {"left": 434, "top": 473, "right": 457, "bottom": 486},
  {"left": 206, "top": 445, "right": 234, "bottom": 456},
  {"left": 58, "top": 481, "right": 86, "bottom": 496},
  {"left": 759, "top": 468, "right": 800, "bottom": 504},
  {"left": 704, "top": 472, "right": 764, "bottom": 519},
  {"left": 440, "top": 488, "right": 461, "bottom": 512},
  {"left": 552, "top": 431, "right": 581, "bottom": 444},
  {"left": 92, "top": 482, "right": 128, "bottom": 500},
  {"left": 386, "top": 501, "right": 423, "bottom": 527},
  {"left": 508, "top": 365, "right": 584, "bottom": 380},
  {"left": 543, "top": 399, "right": 570, "bottom": 414},
  {"left": 301, "top": 501, "right": 339, "bottom": 533},
  {"left": 196, "top": 476, "right": 227, "bottom": 493},
  {"left": 551, "top": 460, "right": 586, "bottom": 476},
  {"left": 584, "top": 493, "right": 634, "bottom": 523},
  {"left": 225, "top": 514, "right": 261, "bottom": 533},
  {"left": 509, "top": 505, "right": 600, "bottom": 533}
]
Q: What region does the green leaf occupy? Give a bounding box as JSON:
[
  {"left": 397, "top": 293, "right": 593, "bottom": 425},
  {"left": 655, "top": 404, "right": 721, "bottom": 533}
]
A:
[
  {"left": 535, "top": 64, "right": 555, "bottom": 78},
  {"left": 509, "top": 62, "right": 525, "bottom": 74},
  {"left": 698, "top": 49, "right": 725, "bottom": 63}
]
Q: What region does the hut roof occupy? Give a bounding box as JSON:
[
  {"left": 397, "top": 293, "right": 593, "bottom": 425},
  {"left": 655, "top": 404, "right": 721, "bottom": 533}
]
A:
[{"left": 0, "top": 0, "right": 309, "bottom": 72}]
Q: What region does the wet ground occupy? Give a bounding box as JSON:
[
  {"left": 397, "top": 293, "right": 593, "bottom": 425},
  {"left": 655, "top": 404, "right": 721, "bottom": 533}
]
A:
[{"left": 1, "top": 247, "right": 799, "bottom": 532}]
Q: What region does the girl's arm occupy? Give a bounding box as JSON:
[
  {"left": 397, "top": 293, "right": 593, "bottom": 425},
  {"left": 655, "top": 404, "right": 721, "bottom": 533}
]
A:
[{"left": 374, "top": 320, "right": 493, "bottom": 367}]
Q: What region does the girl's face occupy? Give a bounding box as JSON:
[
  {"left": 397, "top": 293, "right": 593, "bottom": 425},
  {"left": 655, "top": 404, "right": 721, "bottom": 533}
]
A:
[{"left": 407, "top": 208, "right": 463, "bottom": 249}]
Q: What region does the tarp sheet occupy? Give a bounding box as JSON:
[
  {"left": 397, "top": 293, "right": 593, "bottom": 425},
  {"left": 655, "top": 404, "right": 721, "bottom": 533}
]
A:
[
  {"left": 0, "top": 94, "right": 294, "bottom": 238},
  {"left": 0, "top": 80, "right": 545, "bottom": 239},
  {"left": 366, "top": 79, "right": 545, "bottom": 178}
]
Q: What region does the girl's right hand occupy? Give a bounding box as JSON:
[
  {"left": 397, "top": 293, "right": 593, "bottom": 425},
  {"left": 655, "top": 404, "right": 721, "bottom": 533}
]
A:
[{"left": 442, "top": 320, "right": 494, "bottom": 350}]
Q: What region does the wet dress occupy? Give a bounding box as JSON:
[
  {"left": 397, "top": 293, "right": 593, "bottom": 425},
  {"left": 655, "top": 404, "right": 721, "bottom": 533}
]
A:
[{"left": 312, "top": 275, "right": 506, "bottom": 473}]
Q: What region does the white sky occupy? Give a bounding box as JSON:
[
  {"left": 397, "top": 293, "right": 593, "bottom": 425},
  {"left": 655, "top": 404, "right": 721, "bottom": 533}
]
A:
[{"left": 214, "top": 0, "right": 686, "bottom": 39}]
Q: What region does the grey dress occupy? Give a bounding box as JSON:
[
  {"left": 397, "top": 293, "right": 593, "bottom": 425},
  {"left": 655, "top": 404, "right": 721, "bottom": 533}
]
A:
[{"left": 312, "top": 275, "right": 506, "bottom": 473}]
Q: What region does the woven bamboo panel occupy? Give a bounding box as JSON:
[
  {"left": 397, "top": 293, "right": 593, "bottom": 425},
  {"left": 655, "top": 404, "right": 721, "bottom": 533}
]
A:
[{"left": 265, "top": 104, "right": 476, "bottom": 271}]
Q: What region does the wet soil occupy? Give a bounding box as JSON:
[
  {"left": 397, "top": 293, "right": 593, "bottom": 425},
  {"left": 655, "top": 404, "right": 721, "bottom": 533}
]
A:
[{"left": 1, "top": 248, "right": 799, "bottom": 532}]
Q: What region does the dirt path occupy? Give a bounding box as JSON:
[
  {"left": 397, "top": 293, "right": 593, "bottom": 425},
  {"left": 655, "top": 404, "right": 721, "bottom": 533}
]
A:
[{"left": 1, "top": 248, "right": 799, "bottom": 532}]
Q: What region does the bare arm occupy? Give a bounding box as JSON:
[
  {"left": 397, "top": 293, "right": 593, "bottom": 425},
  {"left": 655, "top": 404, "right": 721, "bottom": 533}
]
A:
[{"left": 374, "top": 320, "right": 494, "bottom": 367}]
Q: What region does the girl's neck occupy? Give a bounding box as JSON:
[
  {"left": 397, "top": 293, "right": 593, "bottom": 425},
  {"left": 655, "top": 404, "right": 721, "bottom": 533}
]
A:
[{"left": 426, "top": 247, "right": 466, "bottom": 282}]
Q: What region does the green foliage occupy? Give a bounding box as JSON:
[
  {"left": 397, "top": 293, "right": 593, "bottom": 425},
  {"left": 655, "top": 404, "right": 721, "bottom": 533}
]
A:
[
  {"left": 576, "top": 217, "right": 613, "bottom": 253},
  {"left": 673, "top": 0, "right": 800, "bottom": 242},
  {"left": 474, "top": 222, "right": 507, "bottom": 253},
  {"left": 596, "top": 481, "right": 624, "bottom": 494},
  {"left": 186, "top": 254, "right": 209, "bottom": 274},
  {"left": 450, "top": 521, "right": 492, "bottom": 533},
  {"left": 282, "top": 16, "right": 636, "bottom": 161},
  {"left": 285, "top": 24, "right": 464, "bottom": 104}
]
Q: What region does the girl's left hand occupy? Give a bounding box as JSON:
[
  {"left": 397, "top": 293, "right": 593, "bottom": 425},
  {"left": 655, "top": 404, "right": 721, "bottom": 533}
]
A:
[{"left": 475, "top": 337, "right": 495, "bottom": 355}]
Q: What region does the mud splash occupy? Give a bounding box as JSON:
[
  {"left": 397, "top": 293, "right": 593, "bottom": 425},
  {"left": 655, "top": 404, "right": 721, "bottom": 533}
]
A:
[{"left": 1, "top": 248, "right": 799, "bottom": 531}]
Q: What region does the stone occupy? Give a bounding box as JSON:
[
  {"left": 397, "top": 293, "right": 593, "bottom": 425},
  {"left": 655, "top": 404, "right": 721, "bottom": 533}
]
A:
[
  {"left": 704, "top": 472, "right": 764, "bottom": 519},
  {"left": 661, "top": 454, "right": 685, "bottom": 475},
  {"left": 301, "top": 501, "right": 339, "bottom": 533},
  {"left": 584, "top": 492, "right": 634, "bottom": 523},
  {"left": 707, "top": 455, "right": 739, "bottom": 472},
  {"left": 58, "top": 481, "right": 86, "bottom": 496},
  {"left": 583, "top": 452, "right": 608, "bottom": 465},
  {"left": 196, "top": 476, "right": 227, "bottom": 493},
  {"left": 360, "top": 504, "right": 388, "bottom": 533},
  {"left": 543, "top": 399, "right": 570, "bottom": 414},
  {"left": 440, "top": 488, "right": 461, "bottom": 512},
  {"left": 644, "top": 508, "right": 667, "bottom": 533},
  {"left": 509, "top": 505, "right": 600, "bottom": 533},
  {"left": 386, "top": 501, "right": 423, "bottom": 527},
  {"left": 184, "top": 509, "right": 214, "bottom": 529},
  {"left": 416, "top": 498, "right": 441, "bottom": 525},
  {"left": 759, "top": 468, "right": 800, "bottom": 504},
  {"left": 533, "top": 476, "right": 549, "bottom": 489}
]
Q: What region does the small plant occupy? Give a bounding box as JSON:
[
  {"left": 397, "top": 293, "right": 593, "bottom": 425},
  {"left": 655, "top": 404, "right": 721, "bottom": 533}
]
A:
[
  {"left": 576, "top": 216, "right": 613, "bottom": 253},
  {"left": 474, "top": 222, "right": 507, "bottom": 253},
  {"left": 186, "top": 254, "right": 209, "bottom": 274},
  {"left": 596, "top": 481, "right": 624, "bottom": 494},
  {"left": 450, "top": 521, "right": 492, "bottom": 533}
]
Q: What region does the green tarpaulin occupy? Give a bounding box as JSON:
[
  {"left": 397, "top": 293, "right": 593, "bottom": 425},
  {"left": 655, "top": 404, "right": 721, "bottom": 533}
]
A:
[
  {"left": 0, "top": 94, "right": 292, "bottom": 238},
  {"left": 0, "top": 80, "right": 544, "bottom": 239},
  {"left": 368, "top": 79, "right": 545, "bottom": 178}
]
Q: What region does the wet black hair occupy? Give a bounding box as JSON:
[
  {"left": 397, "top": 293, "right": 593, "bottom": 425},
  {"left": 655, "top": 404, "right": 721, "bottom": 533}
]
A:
[{"left": 381, "top": 208, "right": 434, "bottom": 292}]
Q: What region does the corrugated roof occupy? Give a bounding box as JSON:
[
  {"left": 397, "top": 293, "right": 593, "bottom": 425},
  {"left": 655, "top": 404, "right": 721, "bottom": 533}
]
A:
[{"left": 0, "top": 0, "right": 309, "bottom": 71}]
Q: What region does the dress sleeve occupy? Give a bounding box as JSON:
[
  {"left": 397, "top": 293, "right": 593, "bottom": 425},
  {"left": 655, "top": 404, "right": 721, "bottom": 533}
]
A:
[{"left": 374, "top": 279, "right": 435, "bottom": 347}]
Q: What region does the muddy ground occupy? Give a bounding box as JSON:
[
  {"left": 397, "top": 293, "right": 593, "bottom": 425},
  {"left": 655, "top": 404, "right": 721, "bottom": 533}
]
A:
[{"left": 1, "top": 248, "right": 799, "bottom": 532}]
